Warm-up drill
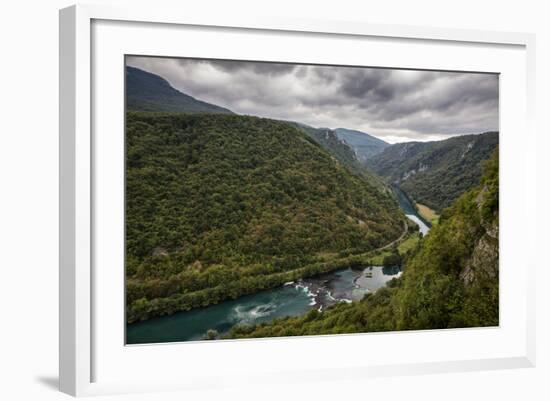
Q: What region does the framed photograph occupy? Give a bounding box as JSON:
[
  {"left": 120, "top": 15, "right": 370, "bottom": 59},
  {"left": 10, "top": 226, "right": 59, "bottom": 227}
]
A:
[{"left": 59, "top": 4, "right": 536, "bottom": 396}]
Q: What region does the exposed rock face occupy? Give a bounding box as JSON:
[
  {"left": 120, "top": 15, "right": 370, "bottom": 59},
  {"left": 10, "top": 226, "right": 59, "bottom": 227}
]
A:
[
  {"left": 365, "top": 132, "right": 499, "bottom": 211},
  {"left": 152, "top": 247, "right": 169, "bottom": 257},
  {"left": 460, "top": 221, "right": 499, "bottom": 285},
  {"left": 460, "top": 181, "right": 499, "bottom": 285}
]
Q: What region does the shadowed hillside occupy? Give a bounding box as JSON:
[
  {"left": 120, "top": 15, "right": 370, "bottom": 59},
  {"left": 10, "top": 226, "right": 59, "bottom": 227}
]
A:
[{"left": 126, "top": 66, "right": 233, "bottom": 114}]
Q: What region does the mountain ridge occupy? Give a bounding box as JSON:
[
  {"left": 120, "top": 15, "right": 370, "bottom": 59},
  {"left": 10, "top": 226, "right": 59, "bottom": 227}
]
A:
[
  {"left": 126, "top": 66, "right": 387, "bottom": 190},
  {"left": 126, "top": 66, "right": 233, "bottom": 114},
  {"left": 365, "top": 131, "right": 499, "bottom": 211},
  {"left": 334, "top": 128, "right": 390, "bottom": 162}
]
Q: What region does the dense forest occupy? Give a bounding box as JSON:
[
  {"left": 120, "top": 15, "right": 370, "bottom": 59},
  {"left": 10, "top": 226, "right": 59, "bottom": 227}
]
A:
[
  {"left": 126, "top": 112, "right": 405, "bottom": 323},
  {"left": 291, "top": 124, "right": 360, "bottom": 172},
  {"left": 365, "top": 132, "right": 498, "bottom": 211},
  {"left": 290, "top": 123, "right": 388, "bottom": 192},
  {"left": 228, "top": 150, "right": 499, "bottom": 338}
]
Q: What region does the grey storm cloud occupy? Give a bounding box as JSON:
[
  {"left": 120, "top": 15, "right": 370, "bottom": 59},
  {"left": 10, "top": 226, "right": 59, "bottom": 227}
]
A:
[
  {"left": 127, "top": 56, "right": 499, "bottom": 143},
  {"left": 175, "top": 58, "right": 298, "bottom": 76}
]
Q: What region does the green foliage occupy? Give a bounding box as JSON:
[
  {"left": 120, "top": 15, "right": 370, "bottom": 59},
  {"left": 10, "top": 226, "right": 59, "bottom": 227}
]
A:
[
  {"left": 289, "top": 123, "right": 390, "bottom": 193},
  {"left": 366, "top": 132, "right": 498, "bottom": 211},
  {"left": 205, "top": 329, "right": 219, "bottom": 340},
  {"left": 126, "top": 112, "right": 404, "bottom": 322},
  {"left": 227, "top": 150, "right": 499, "bottom": 338},
  {"left": 382, "top": 251, "right": 402, "bottom": 267},
  {"left": 290, "top": 124, "right": 358, "bottom": 168}
]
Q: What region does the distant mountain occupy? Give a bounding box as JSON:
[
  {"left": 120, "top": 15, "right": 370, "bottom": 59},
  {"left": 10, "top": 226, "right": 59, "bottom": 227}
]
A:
[
  {"left": 365, "top": 132, "right": 499, "bottom": 211},
  {"left": 294, "top": 124, "right": 358, "bottom": 168},
  {"left": 126, "top": 66, "right": 233, "bottom": 114},
  {"left": 334, "top": 128, "right": 390, "bottom": 162}
]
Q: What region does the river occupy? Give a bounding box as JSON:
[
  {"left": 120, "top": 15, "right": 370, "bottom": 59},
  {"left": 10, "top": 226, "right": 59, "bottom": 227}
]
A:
[
  {"left": 126, "top": 186, "right": 429, "bottom": 345},
  {"left": 126, "top": 265, "right": 402, "bottom": 344},
  {"left": 392, "top": 186, "right": 431, "bottom": 236}
]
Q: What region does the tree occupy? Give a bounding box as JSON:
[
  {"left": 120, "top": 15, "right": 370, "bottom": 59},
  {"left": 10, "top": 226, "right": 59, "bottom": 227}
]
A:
[
  {"left": 382, "top": 252, "right": 402, "bottom": 267},
  {"left": 205, "top": 329, "right": 219, "bottom": 340}
]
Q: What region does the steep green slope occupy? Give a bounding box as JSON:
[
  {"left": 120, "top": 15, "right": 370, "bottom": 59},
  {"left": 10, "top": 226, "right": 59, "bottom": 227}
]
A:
[
  {"left": 126, "top": 112, "right": 404, "bottom": 323},
  {"left": 292, "top": 123, "right": 359, "bottom": 171},
  {"left": 229, "top": 150, "right": 499, "bottom": 338},
  {"left": 289, "top": 123, "right": 389, "bottom": 193},
  {"left": 334, "top": 128, "right": 389, "bottom": 162},
  {"left": 126, "top": 66, "right": 233, "bottom": 114},
  {"left": 365, "top": 132, "right": 498, "bottom": 211}
]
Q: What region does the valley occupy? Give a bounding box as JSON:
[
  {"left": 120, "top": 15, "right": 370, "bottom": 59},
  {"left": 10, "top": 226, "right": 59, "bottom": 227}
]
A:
[
  {"left": 227, "top": 151, "right": 499, "bottom": 339},
  {"left": 125, "top": 112, "right": 405, "bottom": 325},
  {"left": 127, "top": 197, "right": 427, "bottom": 344},
  {"left": 365, "top": 132, "right": 499, "bottom": 211},
  {"left": 124, "top": 64, "right": 499, "bottom": 343}
]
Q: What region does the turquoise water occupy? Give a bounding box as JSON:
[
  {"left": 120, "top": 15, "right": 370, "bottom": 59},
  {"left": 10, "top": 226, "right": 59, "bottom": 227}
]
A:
[
  {"left": 393, "top": 185, "right": 418, "bottom": 215},
  {"left": 127, "top": 265, "right": 401, "bottom": 344},
  {"left": 126, "top": 285, "right": 312, "bottom": 344},
  {"left": 392, "top": 186, "right": 431, "bottom": 235},
  {"left": 406, "top": 214, "right": 430, "bottom": 236}
]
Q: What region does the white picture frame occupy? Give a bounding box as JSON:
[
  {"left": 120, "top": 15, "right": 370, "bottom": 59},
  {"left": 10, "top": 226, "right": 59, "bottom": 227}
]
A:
[{"left": 59, "top": 3, "right": 536, "bottom": 397}]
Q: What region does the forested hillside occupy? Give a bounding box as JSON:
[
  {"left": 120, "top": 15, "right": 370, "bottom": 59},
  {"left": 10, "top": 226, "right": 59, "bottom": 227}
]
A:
[
  {"left": 291, "top": 124, "right": 359, "bottom": 170},
  {"left": 334, "top": 128, "right": 389, "bottom": 162},
  {"left": 126, "top": 66, "right": 233, "bottom": 114},
  {"left": 291, "top": 123, "right": 388, "bottom": 192},
  {"left": 126, "top": 112, "right": 405, "bottom": 323},
  {"left": 229, "top": 150, "right": 499, "bottom": 338},
  {"left": 365, "top": 132, "right": 498, "bottom": 211},
  {"left": 127, "top": 66, "right": 383, "bottom": 187}
]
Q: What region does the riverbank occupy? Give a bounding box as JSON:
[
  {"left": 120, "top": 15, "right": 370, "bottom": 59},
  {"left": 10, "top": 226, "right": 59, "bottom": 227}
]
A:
[
  {"left": 416, "top": 203, "right": 439, "bottom": 225},
  {"left": 127, "top": 184, "right": 431, "bottom": 340},
  {"left": 392, "top": 185, "right": 434, "bottom": 228},
  {"left": 363, "top": 231, "right": 420, "bottom": 265},
  {"left": 127, "top": 215, "right": 410, "bottom": 325},
  {"left": 126, "top": 239, "right": 408, "bottom": 324},
  {"left": 127, "top": 264, "right": 402, "bottom": 344},
  {"left": 128, "top": 188, "right": 427, "bottom": 325}
]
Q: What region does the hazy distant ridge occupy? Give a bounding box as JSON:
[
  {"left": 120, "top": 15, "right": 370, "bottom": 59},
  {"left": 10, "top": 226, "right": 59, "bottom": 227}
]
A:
[{"left": 334, "top": 128, "right": 390, "bottom": 162}]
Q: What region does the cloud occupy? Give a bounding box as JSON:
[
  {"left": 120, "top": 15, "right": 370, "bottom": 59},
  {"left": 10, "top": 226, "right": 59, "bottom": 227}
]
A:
[{"left": 126, "top": 56, "right": 499, "bottom": 143}]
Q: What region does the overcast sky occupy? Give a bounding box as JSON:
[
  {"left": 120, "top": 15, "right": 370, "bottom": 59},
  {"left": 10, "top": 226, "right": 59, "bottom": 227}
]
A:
[{"left": 127, "top": 56, "right": 499, "bottom": 143}]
